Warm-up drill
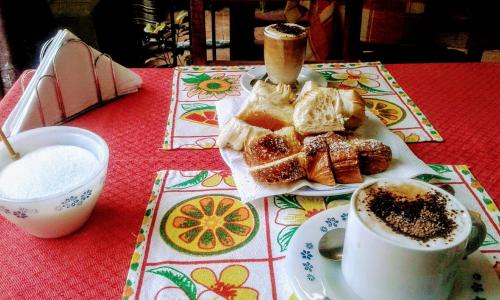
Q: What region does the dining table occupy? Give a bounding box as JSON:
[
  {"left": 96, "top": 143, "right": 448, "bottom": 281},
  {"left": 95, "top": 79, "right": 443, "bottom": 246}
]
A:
[{"left": 0, "top": 62, "right": 499, "bottom": 299}]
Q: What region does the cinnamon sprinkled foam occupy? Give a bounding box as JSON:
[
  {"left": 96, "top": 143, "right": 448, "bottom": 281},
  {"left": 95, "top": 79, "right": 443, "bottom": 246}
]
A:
[
  {"left": 355, "top": 180, "right": 470, "bottom": 249},
  {"left": 264, "top": 23, "right": 307, "bottom": 39}
]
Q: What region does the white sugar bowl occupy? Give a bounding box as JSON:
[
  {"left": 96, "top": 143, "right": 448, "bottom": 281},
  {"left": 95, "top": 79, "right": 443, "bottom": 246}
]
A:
[{"left": 0, "top": 126, "right": 109, "bottom": 238}]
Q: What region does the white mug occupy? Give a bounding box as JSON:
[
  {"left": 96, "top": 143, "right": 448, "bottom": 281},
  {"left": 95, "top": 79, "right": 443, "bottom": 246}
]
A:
[{"left": 342, "top": 178, "right": 486, "bottom": 300}]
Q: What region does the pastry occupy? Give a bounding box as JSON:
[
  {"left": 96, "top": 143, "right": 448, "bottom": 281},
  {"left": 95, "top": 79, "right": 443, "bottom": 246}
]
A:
[
  {"left": 216, "top": 117, "right": 272, "bottom": 151},
  {"left": 293, "top": 87, "right": 345, "bottom": 135},
  {"left": 348, "top": 138, "right": 392, "bottom": 174},
  {"left": 338, "top": 89, "right": 366, "bottom": 130},
  {"left": 244, "top": 126, "right": 301, "bottom": 166},
  {"left": 218, "top": 82, "right": 390, "bottom": 187},
  {"left": 302, "top": 134, "right": 335, "bottom": 186},
  {"left": 327, "top": 139, "right": 362, "bottom": 184},
  {"left": 237, "top": 81, "right": 295, "bottom": 130},
  {"left": 296, "top": 80, "right": 319, "bottom": 102},
  {"left": 293, "top": 86, "right": 366, "bottom": 135},
  {"left": 249, "top": 152, "right": 306, "bottom": 184}
]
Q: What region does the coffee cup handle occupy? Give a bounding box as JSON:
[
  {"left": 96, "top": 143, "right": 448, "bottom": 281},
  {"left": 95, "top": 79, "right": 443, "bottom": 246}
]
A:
[{"left": 465, "top": 210, "right": 487, "bottom": 257}]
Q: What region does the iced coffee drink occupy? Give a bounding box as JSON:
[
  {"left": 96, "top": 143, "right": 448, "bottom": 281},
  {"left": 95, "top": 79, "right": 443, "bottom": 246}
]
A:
[{"left": 264, "top": 23, "right": 307, "bottom": 85}]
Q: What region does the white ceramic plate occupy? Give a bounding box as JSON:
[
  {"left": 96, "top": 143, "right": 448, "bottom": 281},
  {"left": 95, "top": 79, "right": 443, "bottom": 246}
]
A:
[
  {"left": 217, "top": 107, "right": 433, "bottom": 202},
  {"left": 289, "top": 185, "right": 357, "bottom": 197},
  {"left": 239, "top": 65, "right": 327, "bottom": 94},
  {"left": 286, "top": 206, "right": 500, "bottom": 300}
]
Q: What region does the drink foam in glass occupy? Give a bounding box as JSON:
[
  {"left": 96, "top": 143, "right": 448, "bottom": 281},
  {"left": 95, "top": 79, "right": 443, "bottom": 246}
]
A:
[{"left": 264, "top": 23, "right": 307, "bottom": 85}]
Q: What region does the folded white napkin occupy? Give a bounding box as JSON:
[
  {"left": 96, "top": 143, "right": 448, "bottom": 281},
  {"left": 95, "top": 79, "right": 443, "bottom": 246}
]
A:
[
  {"left": 2, "top": 29, "right": 142, "bottom": 136},
  {"left": 217, "top": 96, "right": 436, "bottom": 203}
]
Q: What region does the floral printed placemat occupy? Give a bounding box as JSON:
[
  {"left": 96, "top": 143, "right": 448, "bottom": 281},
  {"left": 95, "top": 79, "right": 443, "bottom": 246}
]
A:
[
  {"left": 163, "top": 62, "right": 442, "bottom": 149},
  {"left": 123, "top": 165, "right": 499, "bottom": 299}
]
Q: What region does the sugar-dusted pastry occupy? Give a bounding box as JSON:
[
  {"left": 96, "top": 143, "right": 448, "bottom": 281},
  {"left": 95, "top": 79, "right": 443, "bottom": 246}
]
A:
[
  {"left": 216, "top": 117, "right": 271, "bottom": 151},
  {"left": 237, "top": 81, "right": 295, "bottom": 131},
  {"left": 244, "top": 127, "right": 302, "bottom": 166},
  {"left": 302, "top": 134, "right": 335, "bottom": 186},
  {"left": 249, "top": 152, "right": 306, "bottom": 184},
  {"left": 326, "top": 139, "right": 362, "bottom": 184},
  {"left": 348, "top": 138, "right": 392, "bottom": 174}
]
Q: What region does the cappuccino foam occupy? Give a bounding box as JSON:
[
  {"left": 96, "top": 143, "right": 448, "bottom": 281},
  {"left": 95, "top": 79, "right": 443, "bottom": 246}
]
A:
[
  {"left": 264, "top": 23, "right": 306, "bottom": 39},
  {"left": 355, "top": 181, "right": 470, "bottom": 249}
]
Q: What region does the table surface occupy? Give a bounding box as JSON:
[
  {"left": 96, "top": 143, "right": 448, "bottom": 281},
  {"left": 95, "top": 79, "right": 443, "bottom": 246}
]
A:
[{"left": 0, "top": 63, "right": 499, "bottom": 299}]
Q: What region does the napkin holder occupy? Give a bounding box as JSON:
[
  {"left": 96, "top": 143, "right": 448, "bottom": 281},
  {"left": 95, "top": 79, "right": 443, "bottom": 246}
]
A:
[{"left": 2, "top": 29, "right": 143, "bottom": 136}]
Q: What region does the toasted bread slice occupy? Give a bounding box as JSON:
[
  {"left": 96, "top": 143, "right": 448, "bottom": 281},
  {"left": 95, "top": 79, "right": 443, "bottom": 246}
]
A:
[
  {"left": 303, "top": 135, "right": 336, "bottom": 186},
  {"left": 216, "top": 117, "right": 271, "bottom": 151},
  {"left": 244, "top": 127, "right": 302, "bottom": 166},
  {"left": 249, "top": 153, "right": 306, "bottom": 184}
]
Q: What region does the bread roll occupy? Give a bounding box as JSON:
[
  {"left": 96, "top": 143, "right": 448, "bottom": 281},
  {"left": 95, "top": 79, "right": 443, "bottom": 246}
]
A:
[
  {"left": 293, "top": 88, "right": 345, "bottom": 135},
  {"left": 216, "top": 117, "right": 271, "bottom": 151},
  {"left": 338, "top": 89, "right": 366, "bottom": 130},
  {"left": 297, "top": 80, "right": 319, "bottom": 102},
  {"left": 303, "top": 135, "right": 335, "bottom": 186},
  {"left": 244, "top": 127, "right": 301, "bottom": 166},
  {"left": 293, "top": 87, "right": 366, "bottom": 135},
  {"left": 348, "top": 138, "right": 392, "bottom": 174},
  {"left": 249, "top": 153, "right": 306, "bottom": 184},
  {"left": 237, "top": 81, "right": 295, "bottom": 131}
]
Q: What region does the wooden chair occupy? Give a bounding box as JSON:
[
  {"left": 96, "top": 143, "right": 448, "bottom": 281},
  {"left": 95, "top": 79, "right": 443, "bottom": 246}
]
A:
[
  {"left": 189, "top": 0, "right": 363, "bottom": 65},
  {"left": 343, "top": 0, "right": 493, "bottom": 63}
]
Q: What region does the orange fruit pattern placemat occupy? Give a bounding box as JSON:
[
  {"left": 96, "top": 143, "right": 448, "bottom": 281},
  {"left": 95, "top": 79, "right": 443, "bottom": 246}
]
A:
[{"left": 123, "top": 165, "right": 499, "bottom": 299}]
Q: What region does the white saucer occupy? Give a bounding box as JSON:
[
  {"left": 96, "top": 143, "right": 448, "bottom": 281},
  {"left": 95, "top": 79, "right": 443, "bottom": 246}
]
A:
[
  {"left": 240, "top": 66, "right": 327, "bottom": 94},
  {"left": 286, "top": 205, "right": 500, "bottom": 300}
]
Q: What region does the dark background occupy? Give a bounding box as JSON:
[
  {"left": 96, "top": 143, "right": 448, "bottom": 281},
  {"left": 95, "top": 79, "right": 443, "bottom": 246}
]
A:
[{"left": 1, "top": 0, "right": 499, "bottom": 95}]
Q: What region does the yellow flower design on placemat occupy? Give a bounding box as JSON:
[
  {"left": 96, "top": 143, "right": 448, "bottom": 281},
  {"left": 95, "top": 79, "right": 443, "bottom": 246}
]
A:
[
  {"left": 331, "top": 69, "right": 380, "bottom": 88},
  {"left": 202, "top": 171, "right": 236, "bottom": 187},
  {"left": 192, "top": 265, "right": 259, "bottom": 300},
  {"left": 274, "top": 194, "right": 350, "bottom": 251},
  {"left": 161, "top": 195, "right": 259, "bottom": 255},
  {"left": 275, "top": 196, "right": 346, "bottom": 226},
  {"left": 182, "top": 73, "right": 241, "bottom": 99},
  {"left": 365, "top": 98, "right": 406, "bottom": 126},
  {"left": 178, "top": 137, "right": 217, "bottom": 149},
  {"left": 320, "top": 69, "right": 389, "bottom": 94},
  {"left": 394, "top": 131, "right": 421, "bottom": 143}
]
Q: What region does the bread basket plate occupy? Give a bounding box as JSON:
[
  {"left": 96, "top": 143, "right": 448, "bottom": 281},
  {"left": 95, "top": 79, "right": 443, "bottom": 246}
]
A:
[
  {"left": 217, "top": 89, "right": 436, "bottom": 202},
  {"left": 240, "top": 65, "right": 327, "bottom": 94},
  {"left": 289, "top": 185, "right": 357, "bottom": 196}
]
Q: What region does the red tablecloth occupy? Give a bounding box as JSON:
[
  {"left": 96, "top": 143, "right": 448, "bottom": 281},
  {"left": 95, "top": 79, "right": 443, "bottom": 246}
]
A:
[{"left": 0, "top": 64, "right": 499, "bottom": 299}]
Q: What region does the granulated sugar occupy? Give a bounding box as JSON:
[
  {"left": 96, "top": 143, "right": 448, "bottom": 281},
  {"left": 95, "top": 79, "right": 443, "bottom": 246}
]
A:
[{"left": 0, "top": 145, "right": 99, "bottom": 199}]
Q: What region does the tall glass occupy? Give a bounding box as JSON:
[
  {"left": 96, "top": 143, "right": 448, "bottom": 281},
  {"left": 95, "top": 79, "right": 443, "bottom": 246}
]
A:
[{"left": 264, "top": 23, "right": 307, "bottom": 84}]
